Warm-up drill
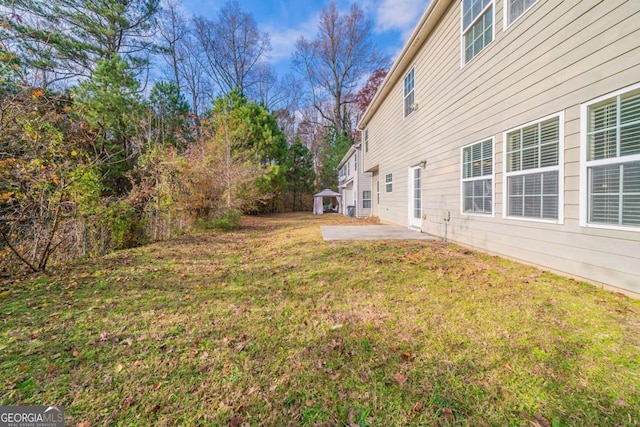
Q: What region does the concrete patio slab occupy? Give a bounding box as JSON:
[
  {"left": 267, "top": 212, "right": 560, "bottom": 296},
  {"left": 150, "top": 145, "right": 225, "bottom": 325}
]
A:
[{"left": 321, "top": 225, "right": 435, "bottom": 241}]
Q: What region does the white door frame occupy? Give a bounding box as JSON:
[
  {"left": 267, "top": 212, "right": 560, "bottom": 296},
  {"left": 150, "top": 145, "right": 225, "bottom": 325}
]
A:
[{"left": 408, "top": 166, "right": 422, "bottom": 229}]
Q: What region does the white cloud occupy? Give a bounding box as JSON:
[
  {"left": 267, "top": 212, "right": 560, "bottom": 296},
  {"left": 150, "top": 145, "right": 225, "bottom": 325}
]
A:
[
  {"left": 374, "top": 0, "right": 427, "bottom": 35},
  {"left": 263, "top": 13, "right": 319, "bottom": 65}
]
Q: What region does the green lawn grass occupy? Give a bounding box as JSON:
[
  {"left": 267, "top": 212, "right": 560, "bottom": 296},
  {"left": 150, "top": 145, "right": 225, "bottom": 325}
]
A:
[{"left": 1, "top": 213, "right": 639, "bottom": 426}]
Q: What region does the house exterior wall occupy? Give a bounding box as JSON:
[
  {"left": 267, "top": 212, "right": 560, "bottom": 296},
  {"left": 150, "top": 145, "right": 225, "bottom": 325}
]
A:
[
  {"left": 338, "top": 145, "right": 373, "bottom": 217},
  {"left": 361, "top": 0, "right": 640, "bottom": 294}
]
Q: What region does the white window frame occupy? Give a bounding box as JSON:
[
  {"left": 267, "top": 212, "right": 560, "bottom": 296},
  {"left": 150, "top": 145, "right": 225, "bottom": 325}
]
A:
[
  {"left": 403, "top": 67, "right": 415, "bottom": 118},
  {"left": 503, "top": 0, "right": 540, "bottom": 30},
  {"left": 385, "top": 173, "right": 393, "bottom": 192},
  {"left": 364, "top": 128, "right": 369, "bottom": 153},
  {"left": 461, "top": 137, "right": 495, "bottom": 217},
  {"left": 460, "top": 0, "right": 495, "bottom": 67},
  {"left": 580, "top": 82, "right": 640, "bottom": 231},
  {"left": 362, "top": 190, "right": 372, "bottom": 209},
  {"left": 502, "top": 112, "right": 565, "bottom": 224}
]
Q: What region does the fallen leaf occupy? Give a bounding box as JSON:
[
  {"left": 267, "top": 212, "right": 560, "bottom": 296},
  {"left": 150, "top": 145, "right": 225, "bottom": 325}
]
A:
[
  {"left": 411, "top": 401, "right": 423, "bottom": 413},
  {"left": 392, "top": 372, "right": 407, "bottom": 385},
  {"left": 441, "top": 407, "right": 454, "bottom": 420},
  {"left": 330, "top": 372, "right": 341, "bottom": 381},
  {"left": 122, "top": 396, "right": 134, "bottom": 408},
  {"left": 503, "top": 363, "right": 513, "bottom": 371},
  {"left": 114, "top": 363, "right": 124, "bottom": 373},
  {"left": 532, "top": 413, "right": 550, "bottom": 427},
  {"left": 72, "top": 350, "right": 80, "bottom": 357},
  {"left": 305, "top": 400, "right": 314, "bottom": 407},
  {"left": 614, "top": 398, "right": 631, "bottom": 408},
  {"left": 230, "top": 416, "right": 244, "bottom": 427},
  {"left": 77, "top": 422, "right": 91, "bottom": 427}
]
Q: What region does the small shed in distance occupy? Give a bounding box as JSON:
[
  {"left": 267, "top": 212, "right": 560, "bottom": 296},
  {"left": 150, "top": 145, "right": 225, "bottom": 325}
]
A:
[{"left": 313, "top": 189, "right": 341, "bottom": 215}]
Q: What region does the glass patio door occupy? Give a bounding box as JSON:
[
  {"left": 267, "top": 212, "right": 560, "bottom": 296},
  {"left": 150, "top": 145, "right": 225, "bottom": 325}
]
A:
[{"left": 409, "top": 166, "right": 422, "bottom": 228}]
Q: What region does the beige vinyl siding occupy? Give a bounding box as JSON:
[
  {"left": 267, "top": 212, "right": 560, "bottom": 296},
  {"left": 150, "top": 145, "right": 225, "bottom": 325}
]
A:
[
  {"left": 363, "top": 0, "right": 640, "bottom": 293},
  {"left": 358, "top": 163, "right": 373, "bottom": 218}
]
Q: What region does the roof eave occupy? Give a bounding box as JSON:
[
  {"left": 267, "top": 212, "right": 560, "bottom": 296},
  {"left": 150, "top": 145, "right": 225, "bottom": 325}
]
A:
[{"left": 337, "top": 143, "right": 362, "bottom": 169}]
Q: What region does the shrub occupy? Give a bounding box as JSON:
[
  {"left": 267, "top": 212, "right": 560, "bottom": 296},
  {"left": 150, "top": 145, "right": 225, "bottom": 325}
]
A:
[{"left": 194, "top": 209, "right": 242, "bottom": 232}]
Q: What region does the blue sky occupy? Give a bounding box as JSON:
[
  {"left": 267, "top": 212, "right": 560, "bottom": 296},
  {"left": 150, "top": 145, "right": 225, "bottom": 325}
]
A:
[{"left": 179, "top": 0, "right": 429, "bottom": 76}]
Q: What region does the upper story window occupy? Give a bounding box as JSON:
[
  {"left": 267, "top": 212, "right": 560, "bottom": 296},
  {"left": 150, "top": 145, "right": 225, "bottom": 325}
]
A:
[
  {"left": 505, "top": 0, "right": 538, "bottom": 28},
  {"left": 404, "top": 68, "right": 415, "bottom": 118},
  {"left": 462, "top": 0, "right": 494, "bottom": 64},
  {"left": 504, "top": 113, "right": 563, "bottom": 222},
  {"left": 462, "top": 138, "right": 493, "bottom": 215},
  {"left": 364, "top": 129, "right": 369, "bottom": 153},
  {"left": 385, "top": 173, "right": 393, "bottom": 192},
  {"left": 582, "top": 84, "right": 640, "bottom": 229}
]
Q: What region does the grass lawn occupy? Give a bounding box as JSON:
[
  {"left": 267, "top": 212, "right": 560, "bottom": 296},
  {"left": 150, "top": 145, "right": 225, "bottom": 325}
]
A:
[{"left": 1, "top": 213, "right": 639, "bottom": 426}]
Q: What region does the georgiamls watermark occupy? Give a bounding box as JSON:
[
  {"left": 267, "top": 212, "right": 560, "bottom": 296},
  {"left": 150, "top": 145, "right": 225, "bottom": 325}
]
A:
[{"left": 0, "top": 406, "right": 64, "bottom": 427}]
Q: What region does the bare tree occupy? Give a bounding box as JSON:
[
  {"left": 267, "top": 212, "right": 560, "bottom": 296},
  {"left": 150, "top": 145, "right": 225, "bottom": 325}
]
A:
[
  {"left": 157, "top": 0, "right": 190, "bottom": 89},
  {"left": 193, "top": 0, "right": 271, "bottom": 97},
  {"left": 292, "top": 1, "right": 389, "bottom": 136},
  {"left": 175, "top": 31, "right": 212, "bottom": 127}
]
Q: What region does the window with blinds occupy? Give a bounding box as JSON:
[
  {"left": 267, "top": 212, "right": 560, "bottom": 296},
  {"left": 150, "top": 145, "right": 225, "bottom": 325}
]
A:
[
  {"left": 505, "top": 115, "right": 562, "bottom": 221},
  {"left": 462, "top": 138, "right": 493, "bottom": 214},
  {"left": 506, "top": 0, "right": 538, "bottom": 27},
  {"left": 585, "top": 88, "right": 640, "bottom": 227},
  {"left": 462, "top": 0, "right": 493, "bottom": 64}
]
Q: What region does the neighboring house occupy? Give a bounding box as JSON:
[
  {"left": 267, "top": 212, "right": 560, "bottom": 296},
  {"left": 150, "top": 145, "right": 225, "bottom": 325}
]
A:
[
  {"left": 358, "top": 0, "right": 640, "bottom": 294},
  {"left": 338, "top": 143, "right": 373, "bottom": 218}
]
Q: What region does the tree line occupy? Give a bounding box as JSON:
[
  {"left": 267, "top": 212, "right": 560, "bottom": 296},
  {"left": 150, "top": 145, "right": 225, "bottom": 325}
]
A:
[{"left": 0, "top": 0, "right": 388, "bottom": 275}]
